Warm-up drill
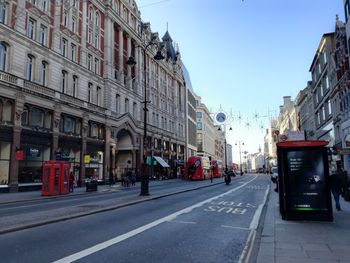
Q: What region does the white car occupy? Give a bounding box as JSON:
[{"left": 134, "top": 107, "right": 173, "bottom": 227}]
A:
[{"left": 271, "top": 167, "right": 278, "bottom": 183}]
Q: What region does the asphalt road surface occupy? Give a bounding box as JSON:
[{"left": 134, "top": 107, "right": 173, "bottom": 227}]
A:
[{"left": 0, "top": 174, "right": 270, "bottom": 263}]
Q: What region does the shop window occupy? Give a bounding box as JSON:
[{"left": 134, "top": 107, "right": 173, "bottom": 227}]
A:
[
  {"left": 18, "top": 144, "right": 51, "bottom": 184},
  {"left": 0, "top": 141, "right": 10, "bottom": 185},
  {"left": 2, "top": 100, "right": 12, "bottom": 122}
]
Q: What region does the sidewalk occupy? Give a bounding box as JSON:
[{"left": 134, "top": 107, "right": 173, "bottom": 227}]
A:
[{"left": 257, "top": 183, "right": 350, "bottom": 263}]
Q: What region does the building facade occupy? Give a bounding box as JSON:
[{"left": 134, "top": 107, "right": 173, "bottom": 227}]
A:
[{"left": 0, "top": 0, "right": 187, "bottom": 192}]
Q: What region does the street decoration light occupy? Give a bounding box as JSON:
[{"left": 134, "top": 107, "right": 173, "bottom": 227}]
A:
[{"left": 127, "top": 23, "right": 165, "bottom": 196}]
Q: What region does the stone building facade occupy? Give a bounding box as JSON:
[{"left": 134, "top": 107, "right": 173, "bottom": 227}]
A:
[{"left": 0, "top": 0, "right": 186, "bottom": 192}]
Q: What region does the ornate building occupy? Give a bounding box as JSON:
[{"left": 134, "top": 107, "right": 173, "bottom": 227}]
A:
[{"left": 0, "top": 0, "right": 186, "bottom": 192}]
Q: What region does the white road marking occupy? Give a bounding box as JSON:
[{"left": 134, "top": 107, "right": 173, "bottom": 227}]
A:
[
  {"left": 169, "top": 220, "right": 197, "bottom": 224},
  {"left": 52, "top": 176, "right": 257, "bottom": 263},
  {"left": 221, "top": 225, "right": 250, "bottom": 231},
  {"left": 238, "top": 184, "right": 270, "bottom": 263}
]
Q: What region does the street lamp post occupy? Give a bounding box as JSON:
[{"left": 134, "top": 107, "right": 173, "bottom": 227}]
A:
[
  {"left": 127, "top": 24, "right": 165, "bottom": 196},
  {"left": 235, "top": 141, "right": 244, "bottom": 175}
]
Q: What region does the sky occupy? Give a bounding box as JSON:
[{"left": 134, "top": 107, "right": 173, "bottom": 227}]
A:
[{"left": 136, "top": 0, "right": 344, "bottom": 163}]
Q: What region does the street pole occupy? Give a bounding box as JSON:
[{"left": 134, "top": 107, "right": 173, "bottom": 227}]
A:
[
  {"left": 141, "top": 47, "right": 149, "bottom": 196},
  {"left": 127, "top": 31, "right": 164, "bottom": 196}
]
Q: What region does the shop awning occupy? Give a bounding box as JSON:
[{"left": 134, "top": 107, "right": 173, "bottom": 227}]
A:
[{"left": 154, "top": 156, "right": 170, "bottom": 168}]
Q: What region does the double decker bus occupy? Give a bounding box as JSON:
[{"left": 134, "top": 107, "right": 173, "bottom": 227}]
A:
[
  {"left": 185, "top": 156, "right": 211, "bottom": 180},
  {"left": 212, "top": 160, "right": 223, "bottom": 178}
]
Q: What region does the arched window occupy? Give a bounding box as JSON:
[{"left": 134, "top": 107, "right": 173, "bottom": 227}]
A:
[
  {"left": 89, "top": 7, "right": 94, "bottom": 22},
  {"left": 116, "top": 94, "right": 120, "bottom": 113},
  {"left": 40, "top": 61, "right": 48, "bottom": 86},
  {"left": 88, "top": 82, "right": 92, "bottom": 102},
  {"left": 95, "top": 12, "right": 100, "bottom": 28},
  {"left": 72, "top": 75, "right": 78, "bottom": 97},
  {"left": 26, "top": 54, "right": 35, "bottom": 81},
  {"left": 0, "top": 42, "right": 7, "bottom": 71},
  {"left": 0, "top": 2, "right": 7, "bottom": 24},
  {"left": 61, "top": 70, "right": 67, "bottom": 93}
]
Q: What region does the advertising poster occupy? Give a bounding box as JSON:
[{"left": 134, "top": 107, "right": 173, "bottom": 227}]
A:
[{"left": 286, "top": 149, "right": 327, "bottom": 211}]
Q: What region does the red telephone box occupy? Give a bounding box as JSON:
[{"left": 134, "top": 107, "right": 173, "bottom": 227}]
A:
[{"left": 42, "top": 161, "right": 71, "bottom": 196}]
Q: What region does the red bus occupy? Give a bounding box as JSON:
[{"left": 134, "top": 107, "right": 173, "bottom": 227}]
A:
[
  {"left": 212, "top": 160, "right": 223, "bottom": 178},
  {"left": 185, "top": 156, "right": 211, "bottom": 180}
]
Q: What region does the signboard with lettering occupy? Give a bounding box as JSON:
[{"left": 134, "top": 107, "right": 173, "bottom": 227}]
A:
[{"left": 277, "top": 140, "right": 333, "bottom": 221}]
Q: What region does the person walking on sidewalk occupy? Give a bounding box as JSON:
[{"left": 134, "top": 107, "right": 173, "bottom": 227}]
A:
[
  {"left": 330, "top": 168, "right": 342, "bottom": 211},
  {"left": 69, "top": 172, "right": 75, "bottom": 192}
]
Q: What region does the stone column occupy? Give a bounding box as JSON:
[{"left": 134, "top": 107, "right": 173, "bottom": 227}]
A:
[
  {"left": 9, "top": 127, "right": 21, "bottom": 192},
  {"left": 104, "top": 16, "right": 113, "bottom": 79},
  {"left": 127, "top": 35, "right": 132, "bottom": 81},
  {"left": 80, "top": 117, "right": 89, "bottom": 186},
  {"left": 118, "top": 28, "right": 124, "bottom": 82},
  {"left": 104, "top": 126, "right": 111, "bottom": 182}
]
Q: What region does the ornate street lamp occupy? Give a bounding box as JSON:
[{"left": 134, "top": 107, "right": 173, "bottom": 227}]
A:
[{"left": 127, "top": 23, "right": 165, "bottom": 196}]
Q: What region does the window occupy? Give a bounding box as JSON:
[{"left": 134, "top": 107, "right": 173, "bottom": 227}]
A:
[
  {"left": 39, "top": 24, "right": 47, "bottom": 46},
  {"left": 2, "top": 101, "right": 12, "bottom": 122},
  {"left": 87, "top": 54, "right": 93, "bottom": 70},
  {"left": 116, "top": 94, "right": 120, "bottom": 113},
  {"left": 322, "top": 106, "right": 325, "bottom": 120},
  {"left": 63, "top": 11, "right": 68, "bottom": 26},
  {"left": 61, "top": 70, "right": 67, "bottom": 93},
  {"left": 95, "top": 12, "right": 100, "bottom": 28},
  {"left": 89, "top": 7, "right": 93, "bottom": 22},
  {"left": 125, "top": 98, "right": 129, "bottom": 113},
  {"left": 71, "top": 17, "right": 76, "bottom": 33},
  {"left": 325, "top": 76, "right": 330, "bottom": 89},
  {"left": 27, "top": 18, "right": 36, "bottom": 40},
  {"left": 41, "top": 0, "right": 48, "bottom": 12},
  {"left": 71, "top": 43, "right": 76, "bottom": 62},
  {"left": 96, "top": 86, "right": 101, "bottom": 106},
  {"left": 197, "top": 122, "right": 202, "bottom": 130},
  {"left": 88, "top": 83, "right": 92, "bottom": 102},
  {"left": 40, "top": 61, "right": 48, "bottom": 86},
  {"left": 88, "top": 30, "right": 93, "bottom": 44},
  {"left": 328, "top": 100, "right": 332, "bottom": 115},
  {"left": 94, "top": 30, "right": 100, "bottom": 48},
  {"left": 133, "top": 102, "right": 137, "bottom": 118},
  {"left": 72, "top": 75, "right": 78, "bottom": 97},
  {"left": 30, "top": 108, "right": 44, "bottom": 127},
  {"left": 196, "top": 112, "right": 202, "bottom": 118},
  {"left": 318, "top": 63, "right": 321, "bottom": 74},
  {"left": 26, "top": 55, "right": 34, "bottom": 81},
  {"left": 323, "top": 51, "right": 327, "bottom": 64},
  {"left": 319, "top": 84, "right": 323, "bottom": 97},
  {"left": 0, "top": 2, "right": 7, "bottom": 24},
  {"left": 61, "top": 38, "right": 68, "bottom": 57},
  {"left": 0, "top": 42, "right": 7, "bottom": 71},
  {"left": 94, "top": 58, "right": 99, "bottom": 74}
]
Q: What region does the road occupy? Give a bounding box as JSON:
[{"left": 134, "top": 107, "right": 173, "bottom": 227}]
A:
[{"left": 0, "top": 174, "right": 270, "bottom": 263}]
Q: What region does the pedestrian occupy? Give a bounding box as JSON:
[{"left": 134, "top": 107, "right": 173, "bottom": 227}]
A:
[
  {"left": 109, "top": 168, "right": 115, "bottom": 185},
  {"left": 131, "top": 171, "right": 136, "bottom": 186},
  {"left": 330, "top": 167, "right": 342, "bottom": 211},
  {"left": 69, "top": 172, "right": 75, "bottom": 192}
]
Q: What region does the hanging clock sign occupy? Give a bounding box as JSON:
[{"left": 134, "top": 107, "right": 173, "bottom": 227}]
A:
[{"left": 216, "top": 112, "right": 226, "bottom": 123}]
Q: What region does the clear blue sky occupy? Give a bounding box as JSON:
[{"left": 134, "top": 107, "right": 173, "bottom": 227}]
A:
[{"left": 136, "top": 0, "right": 344, "bottom": 162}]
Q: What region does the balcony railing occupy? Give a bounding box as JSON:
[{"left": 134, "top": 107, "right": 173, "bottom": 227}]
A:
[{"left": 0, "top": 71, "right": 18, "bottom": 85}]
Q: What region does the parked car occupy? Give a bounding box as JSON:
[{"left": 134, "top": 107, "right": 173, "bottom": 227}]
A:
[{"left": 271, "top": 167, "right": 278, "bottom": 183}]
